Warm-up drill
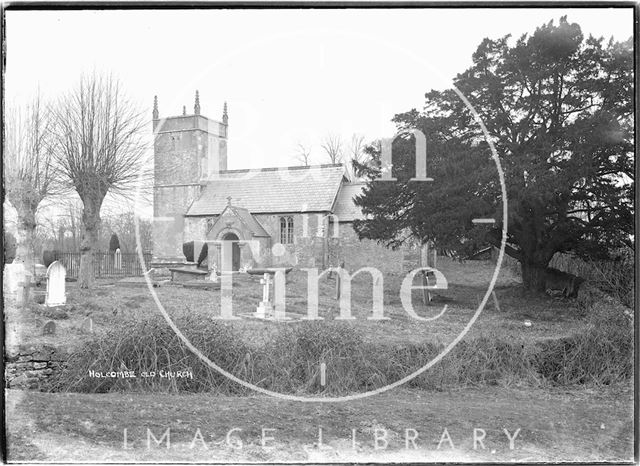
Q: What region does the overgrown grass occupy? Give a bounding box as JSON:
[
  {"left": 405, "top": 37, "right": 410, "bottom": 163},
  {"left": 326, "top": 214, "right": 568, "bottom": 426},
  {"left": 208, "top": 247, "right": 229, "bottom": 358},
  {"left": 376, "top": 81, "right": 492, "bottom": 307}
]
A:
[
  {"left": 536, "top": 304, "right": 633, "bottom": 385},
  {"left": 49, "top": 293, "right": 632, "bottom": 395}
]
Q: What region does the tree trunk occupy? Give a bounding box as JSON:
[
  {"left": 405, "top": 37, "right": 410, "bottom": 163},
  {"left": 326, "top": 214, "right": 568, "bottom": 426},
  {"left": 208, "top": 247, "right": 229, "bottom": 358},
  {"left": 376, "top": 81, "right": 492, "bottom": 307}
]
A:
[
  {"left": 79, "top": 199, "right": 102, "bottom": 289},
  {"left": 14, "top": 205, "right": 37, "bottom": 278},
  {"left": 520, "top": 261, "right": 548, "bottom": 292}
]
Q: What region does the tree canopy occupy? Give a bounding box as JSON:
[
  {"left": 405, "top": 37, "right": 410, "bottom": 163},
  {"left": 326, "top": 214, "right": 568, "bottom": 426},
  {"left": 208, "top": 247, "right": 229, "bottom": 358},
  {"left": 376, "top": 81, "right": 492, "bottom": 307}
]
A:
[{"left": 353, "top": 18, "right": 634, "bottom": 290}]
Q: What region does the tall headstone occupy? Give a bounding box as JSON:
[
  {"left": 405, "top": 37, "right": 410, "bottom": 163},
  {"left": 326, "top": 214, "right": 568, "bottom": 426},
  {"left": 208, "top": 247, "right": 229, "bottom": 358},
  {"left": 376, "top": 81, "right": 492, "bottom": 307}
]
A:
[
  {"left": 208, "top": 263, "right": 218, "bottom": 282},
  {"left": 114, "top": 248, "right": 122, "bottom": 270},
  {"left": 45, "top": 261, "right": 66, "bottom": 307},
  {"left": 255, "top": 273, "right": 274, "bottom": 318}
]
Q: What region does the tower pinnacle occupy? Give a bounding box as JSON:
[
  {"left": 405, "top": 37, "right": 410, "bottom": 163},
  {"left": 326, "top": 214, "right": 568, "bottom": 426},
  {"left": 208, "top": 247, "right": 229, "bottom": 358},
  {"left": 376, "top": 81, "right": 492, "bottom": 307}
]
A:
[
  {"left": 152, "top": 95, "right": 159, "bottom": 120},
  {"left": 222, "top": 101, "right": 228, "bottom": 125},
  {"left": 194, "top": 90, "right": 200, "bottom": 115}
]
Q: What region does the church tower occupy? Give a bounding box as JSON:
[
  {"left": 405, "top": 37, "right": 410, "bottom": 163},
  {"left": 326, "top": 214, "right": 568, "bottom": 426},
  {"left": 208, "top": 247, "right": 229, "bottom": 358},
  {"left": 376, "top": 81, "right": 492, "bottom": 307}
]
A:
[{"left": 152, "top": 91, "right": 228, "bottom": 264}]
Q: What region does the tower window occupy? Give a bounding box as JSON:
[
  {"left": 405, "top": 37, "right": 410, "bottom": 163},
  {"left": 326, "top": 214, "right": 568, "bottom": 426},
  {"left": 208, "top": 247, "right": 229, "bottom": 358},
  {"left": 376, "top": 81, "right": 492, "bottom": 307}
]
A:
[{"left": 279, "top": 216, "right": 294, "bottom": 244}]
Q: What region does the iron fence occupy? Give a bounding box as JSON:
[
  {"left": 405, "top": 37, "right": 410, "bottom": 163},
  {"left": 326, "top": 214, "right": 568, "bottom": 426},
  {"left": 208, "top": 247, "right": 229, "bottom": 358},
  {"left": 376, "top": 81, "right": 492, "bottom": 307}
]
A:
[{"left": 53, "top": 251, "right": 152, "bottom": 279}]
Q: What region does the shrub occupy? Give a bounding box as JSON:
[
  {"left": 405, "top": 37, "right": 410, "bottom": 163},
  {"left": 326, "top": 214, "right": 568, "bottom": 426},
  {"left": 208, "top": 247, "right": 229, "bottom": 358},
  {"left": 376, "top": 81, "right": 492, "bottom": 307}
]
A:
[
  {"left": 382, "top": 337, "right": 540, "bottom": 391},
  {"left": 109, "top": 233, "right": 120, "bottom": 252},
  {"left": 50, "top": 302, "right": 632, "bottom": 395},
  {"left": 49, "top": 314, "right": 249, "bottom": 394},
  {"left": 550, "top": 250, "right": 634, "bottom": 308},
  {"left": 182, "top": 241, "right": 208, "bottom": 266},
  {"left": 252, "top": 322, "right": 386, "bottom": 394},
  {"left": 43, "top": 250, "right": 57, "bottom": 267}
]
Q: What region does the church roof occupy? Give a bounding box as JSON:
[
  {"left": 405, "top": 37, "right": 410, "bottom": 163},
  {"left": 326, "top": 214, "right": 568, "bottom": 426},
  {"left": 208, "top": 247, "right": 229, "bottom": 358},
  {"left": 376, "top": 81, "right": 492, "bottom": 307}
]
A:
[
  {"left": 186, "top": 164, "right": 346, "bottom": 216},
  {"left": 333, "top": 182, "right": 367, "bottom": 222}
]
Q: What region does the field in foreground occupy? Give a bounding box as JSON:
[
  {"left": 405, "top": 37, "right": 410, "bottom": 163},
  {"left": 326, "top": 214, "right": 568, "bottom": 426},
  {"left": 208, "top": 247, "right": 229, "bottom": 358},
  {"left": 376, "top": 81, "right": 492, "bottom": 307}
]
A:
[{"left": 5, "top": 385, "right": 633, "bottom": 463}]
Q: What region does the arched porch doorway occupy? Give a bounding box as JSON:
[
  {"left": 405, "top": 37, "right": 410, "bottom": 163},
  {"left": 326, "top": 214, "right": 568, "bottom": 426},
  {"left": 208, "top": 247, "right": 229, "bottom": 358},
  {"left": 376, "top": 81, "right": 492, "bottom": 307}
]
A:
[{"left": 222, "top": 232, "right": 241, "bottom": 272}]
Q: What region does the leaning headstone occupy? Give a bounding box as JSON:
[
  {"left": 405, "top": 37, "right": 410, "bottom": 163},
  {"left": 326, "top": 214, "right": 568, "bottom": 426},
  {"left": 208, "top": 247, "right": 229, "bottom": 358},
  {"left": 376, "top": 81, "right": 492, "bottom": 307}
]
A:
[
  {"left": 80, "top": 317, "right": 94, "bottom": 334},
  {"left": 43, "top": 320, "right": 56, "bottom": 335},
  {"left": 4, "top": 262, "right": 25, "bottom": 303},
  {"left": 45, "top": 261, "right": 66, "bottom": 307},
  {"left": 114, "top": 248, "right": 122, "bottom": 270}
]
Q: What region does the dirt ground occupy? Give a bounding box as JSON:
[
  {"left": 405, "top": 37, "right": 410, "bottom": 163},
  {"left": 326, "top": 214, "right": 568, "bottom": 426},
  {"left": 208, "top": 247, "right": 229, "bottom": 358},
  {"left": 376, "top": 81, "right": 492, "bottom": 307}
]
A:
[{"left": 5, "top": 385, "right": 634, "bottom": 462}]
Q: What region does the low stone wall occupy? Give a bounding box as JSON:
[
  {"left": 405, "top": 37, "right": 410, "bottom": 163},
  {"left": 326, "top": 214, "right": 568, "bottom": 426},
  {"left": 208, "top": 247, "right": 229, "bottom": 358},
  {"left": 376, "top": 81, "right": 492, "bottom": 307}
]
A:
[
  {"left": 328, "top": 223, "right": 406, "bottom": 274},
  {"left": 5, "top": 344, "right": 66, "bottom": 390}
]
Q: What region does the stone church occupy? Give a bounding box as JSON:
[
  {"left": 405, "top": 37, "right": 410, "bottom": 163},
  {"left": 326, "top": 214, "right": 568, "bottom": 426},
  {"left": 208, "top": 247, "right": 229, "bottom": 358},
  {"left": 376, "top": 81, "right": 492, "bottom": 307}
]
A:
[{"left": 151, "top": 92, "right": 408, "bottom": 274}]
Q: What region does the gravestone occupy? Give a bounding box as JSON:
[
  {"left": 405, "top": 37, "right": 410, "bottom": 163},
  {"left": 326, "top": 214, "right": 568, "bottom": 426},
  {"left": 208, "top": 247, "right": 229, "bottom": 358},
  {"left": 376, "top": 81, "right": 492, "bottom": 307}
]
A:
[
  {"left": 19, "top": 271, "right": 36, "bottom": 309},
  {"left": 420, "top": 242, "right": 437, "bottom": 305},
  {"left": 80, "top": 317, "right": 94, "bottom": 333},
  {"left": 255, "top": 273, "right": 274, "bottom": 318},
  {"left": 114, "top": 248, "right": 122, "bottom": 270},
  {"left": 43, "top": 320, "right": 56, "bottom": 335},
  {"left": 335, "top": 261, "right": 345, "bottom": 300},
  {"left": 208, "top": 263, "right": 218, "bottom": 283},
  {"left": 4, "top": 262, "right": 25, "bottom": 303},
  {"left": 45, "top": 261, "right": 66, "bottom": 307}
]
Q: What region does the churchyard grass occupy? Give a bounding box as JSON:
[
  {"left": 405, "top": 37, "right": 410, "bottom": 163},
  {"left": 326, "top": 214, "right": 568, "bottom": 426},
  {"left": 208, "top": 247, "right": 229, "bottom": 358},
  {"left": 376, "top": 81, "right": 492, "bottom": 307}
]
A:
[{"left": 8, "top": 257, "right": 586, "bottom": 352}]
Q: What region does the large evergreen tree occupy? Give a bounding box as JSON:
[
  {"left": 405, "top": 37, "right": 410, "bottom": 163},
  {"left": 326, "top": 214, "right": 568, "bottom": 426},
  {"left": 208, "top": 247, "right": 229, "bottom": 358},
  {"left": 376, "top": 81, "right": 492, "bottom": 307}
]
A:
[{"left": 353, "top": 18, "right": 633, "bottom": 291}]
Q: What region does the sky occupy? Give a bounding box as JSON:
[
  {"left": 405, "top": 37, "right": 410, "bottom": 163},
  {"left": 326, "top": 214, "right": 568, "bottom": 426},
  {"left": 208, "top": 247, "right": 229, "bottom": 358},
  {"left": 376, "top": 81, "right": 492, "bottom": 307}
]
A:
[{"left": 4, "top": 7, "right": 634, "bottom": 219}]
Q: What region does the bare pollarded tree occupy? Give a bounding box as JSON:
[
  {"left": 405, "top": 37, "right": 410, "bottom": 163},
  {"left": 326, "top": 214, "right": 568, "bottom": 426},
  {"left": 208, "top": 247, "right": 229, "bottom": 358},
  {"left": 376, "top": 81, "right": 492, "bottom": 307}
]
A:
[
  {"left": 320, "top": 133, "right": 343, "bottom": 164},
  {"left": 51, "top": 72, "right": 150, "bottom": 288},
  {"left": 4, "top": 93, "right": 59, "bottom": 276}
]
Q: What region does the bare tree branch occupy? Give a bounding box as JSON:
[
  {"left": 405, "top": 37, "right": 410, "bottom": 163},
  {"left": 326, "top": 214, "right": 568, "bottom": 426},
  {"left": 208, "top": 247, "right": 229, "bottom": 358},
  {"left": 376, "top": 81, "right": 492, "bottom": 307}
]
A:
[
  {"left": 294, "top": 142, "right": 312, "bottom": 166},
  {"left": 320, "top": 133, "right": 343, "bottom": 164}
]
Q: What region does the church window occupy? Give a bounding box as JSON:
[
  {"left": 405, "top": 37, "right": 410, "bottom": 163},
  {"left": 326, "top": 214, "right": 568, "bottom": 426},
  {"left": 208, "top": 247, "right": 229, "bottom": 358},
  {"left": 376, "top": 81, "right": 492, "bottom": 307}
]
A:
[{"left": 280, "top": 216, "right": 294, "bottom": 244}]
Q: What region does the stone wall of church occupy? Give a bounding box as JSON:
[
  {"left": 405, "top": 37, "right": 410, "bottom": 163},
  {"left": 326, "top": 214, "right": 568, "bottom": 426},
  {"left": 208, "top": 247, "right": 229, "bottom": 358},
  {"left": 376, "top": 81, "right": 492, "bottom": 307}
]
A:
[
  {"left": 184, "top": 217, "right": 209, "bottom": 244},
  {"left": 327, "top": 222, "right": 405, "bottom": 274},
  {"left": 252, "top": 214, "right": 326, "bottom": 269},
  {"left": 182, "top": 214, "right": 405, "bottom": 274}
]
